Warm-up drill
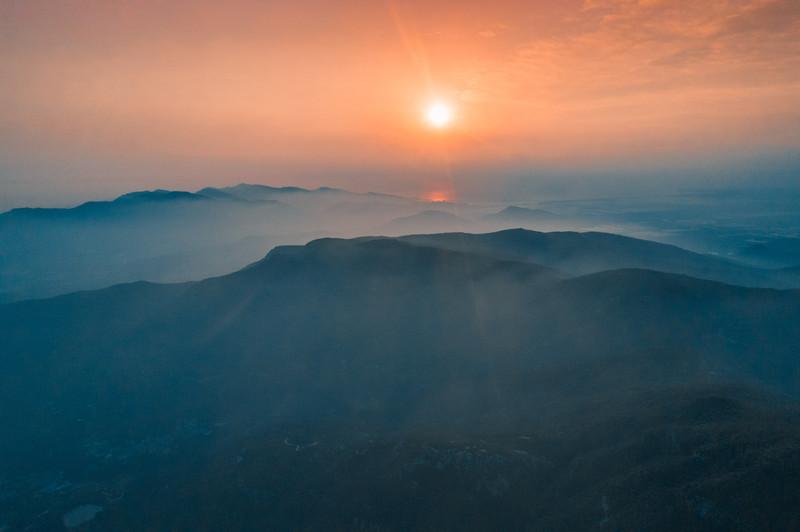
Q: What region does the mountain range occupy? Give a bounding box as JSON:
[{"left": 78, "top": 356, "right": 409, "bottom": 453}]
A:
[
  {"left": 0, "top": 185, "right": 423, "bottom": 302},
  {"left": 3, "top": 183, "right": 800, "bottom": 303},
  {"left": 3, "top": 231, "right": 800, "bottom": 530},
  {"left": 396, "top": 229, "right": 800, "bottom": 288}
]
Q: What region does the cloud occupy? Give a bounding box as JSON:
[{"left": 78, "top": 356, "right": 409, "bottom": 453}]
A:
[
  {"left": 649, "top": 46, "right": 710, "bottom": 67},
  {"left": 723, "top": 0, "right": 800, "bottom": 34},
  {"left": 493, "top": 0, "right": 800, "bottom": 100}
]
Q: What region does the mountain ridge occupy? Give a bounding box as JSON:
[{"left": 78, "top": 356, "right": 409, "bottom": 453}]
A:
[
  {"left": 396, "top": 228, "right": 800, "bottom": 289},
  {"left": 3, "top": 232, "right": 800, "bottom": 530}
]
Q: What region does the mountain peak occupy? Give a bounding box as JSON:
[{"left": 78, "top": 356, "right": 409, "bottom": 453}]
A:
[
  {"left": 486, "top": 205, "right": 559, "bottom": 221},
  {"left": 114, "top": 190, "right": 204, "bottom": 203}
]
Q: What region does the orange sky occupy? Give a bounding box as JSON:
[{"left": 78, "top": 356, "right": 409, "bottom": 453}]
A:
[{"left": 1, "top": 0, "right": 799, "bottom": 206}]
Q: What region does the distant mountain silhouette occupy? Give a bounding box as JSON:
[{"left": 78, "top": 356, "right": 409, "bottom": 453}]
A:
[
  {"left": 114, "top": 189, "right": 204, "bottom": 203},
  {"left": 2, "top": 235, "right": 800, "bottom": 530},
  {"left": 199, "top": 183, "right": 343, "bottom": 201},
  {"left": 0, "top": 184, "right": 428, "bottom": 302},
  {"left": 8, "top": 184, "right": 797, "bottom": 306},
  {"left": 0, "top": 187, "right": 305, "bottom": 302},
  {"left": 1, "top": 189, "right": 214, "bottom": 220},
  {"left": 3, "top": 190, "right": 799, "bottom": 305}
]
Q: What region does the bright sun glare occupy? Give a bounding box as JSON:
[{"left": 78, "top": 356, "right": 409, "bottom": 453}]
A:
[{"left": 424, "top": 101, "right": 454, "bottom": 129}]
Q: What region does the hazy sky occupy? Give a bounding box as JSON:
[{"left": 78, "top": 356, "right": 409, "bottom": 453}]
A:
[{"left": 2, "top": 0, "right": 799, "bottom": 208}]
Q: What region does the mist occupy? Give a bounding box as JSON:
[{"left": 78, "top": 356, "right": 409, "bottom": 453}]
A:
[{"left": 3, "top": 0, "right": 800, "bottom": 530}]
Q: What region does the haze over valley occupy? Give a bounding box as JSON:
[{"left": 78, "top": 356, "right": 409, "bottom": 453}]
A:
[{"left": 3, "top": 184, "right": 800, "bottom": 303}]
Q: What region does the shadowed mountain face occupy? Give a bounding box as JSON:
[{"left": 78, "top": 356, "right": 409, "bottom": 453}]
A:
[{"left": 2, "top": 236, "right": 800, "bottom": 530}]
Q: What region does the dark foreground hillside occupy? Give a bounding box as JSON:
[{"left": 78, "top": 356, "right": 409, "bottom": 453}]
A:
[{"left": 2, "top": 236, "right": 800, "bottom": 531}]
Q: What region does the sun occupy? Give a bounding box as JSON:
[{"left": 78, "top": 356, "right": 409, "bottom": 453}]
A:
[
  {"left": 423, "top": 191, "right": 451, "bottom": 203},
  {"left": 424, "top": 101, "right": 454, "bottom": 129}
]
